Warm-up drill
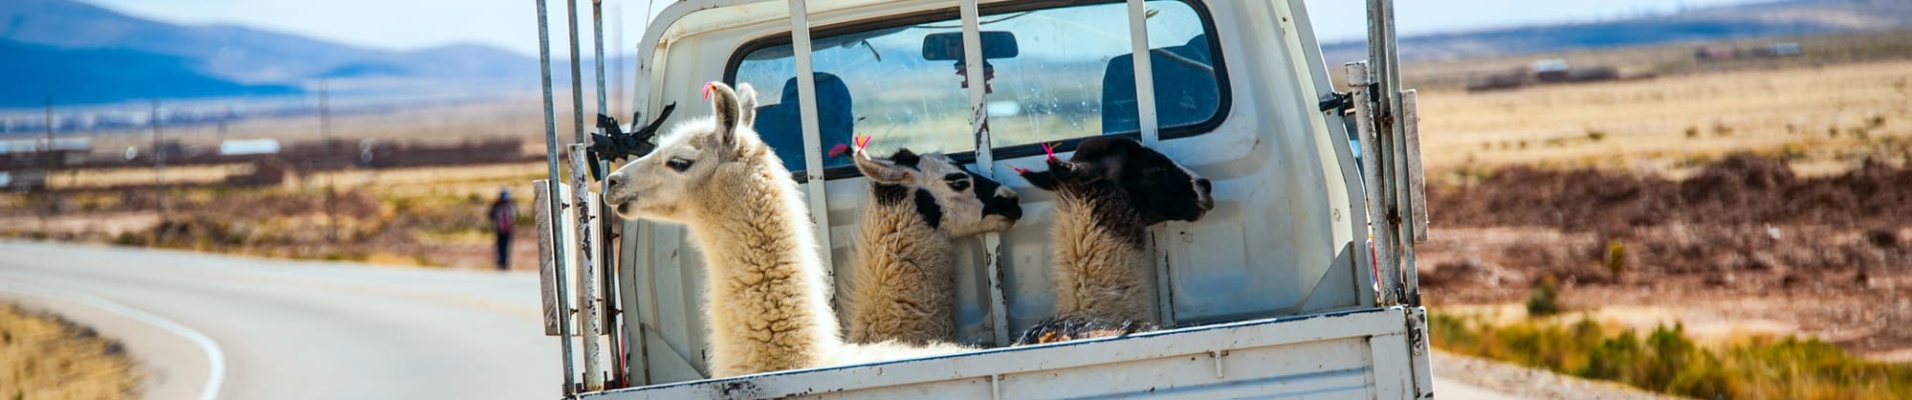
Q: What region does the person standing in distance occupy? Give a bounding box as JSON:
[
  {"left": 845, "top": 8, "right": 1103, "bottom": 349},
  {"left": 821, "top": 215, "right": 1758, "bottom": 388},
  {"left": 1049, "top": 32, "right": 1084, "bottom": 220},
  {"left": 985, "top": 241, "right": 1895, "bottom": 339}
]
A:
[{"left": 489, "top": 188, "right": 517, "bottom": 271}]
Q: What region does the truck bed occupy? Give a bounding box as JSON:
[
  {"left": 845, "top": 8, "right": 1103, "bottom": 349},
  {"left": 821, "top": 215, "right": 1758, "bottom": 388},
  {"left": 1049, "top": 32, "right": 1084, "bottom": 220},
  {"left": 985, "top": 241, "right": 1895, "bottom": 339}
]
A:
[{"left": 581, "top": 307, "right": 1429, "bottom": 400}]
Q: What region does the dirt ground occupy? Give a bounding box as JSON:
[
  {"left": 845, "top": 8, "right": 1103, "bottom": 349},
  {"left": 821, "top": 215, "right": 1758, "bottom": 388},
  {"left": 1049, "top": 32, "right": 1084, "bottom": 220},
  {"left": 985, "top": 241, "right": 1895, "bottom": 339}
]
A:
[
  {"left": 1419, "top": 154, "right": 1912, "bottom": 362},
  {"left": 1, "top": 161, "right": 552, "bottom": 272}
]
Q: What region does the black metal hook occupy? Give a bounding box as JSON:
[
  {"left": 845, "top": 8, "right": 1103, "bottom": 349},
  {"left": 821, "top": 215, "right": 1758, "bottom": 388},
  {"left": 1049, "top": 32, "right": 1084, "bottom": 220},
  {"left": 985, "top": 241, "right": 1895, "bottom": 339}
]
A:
[{"left": 587, "top": 102, "right": 676, "bottom": 179}]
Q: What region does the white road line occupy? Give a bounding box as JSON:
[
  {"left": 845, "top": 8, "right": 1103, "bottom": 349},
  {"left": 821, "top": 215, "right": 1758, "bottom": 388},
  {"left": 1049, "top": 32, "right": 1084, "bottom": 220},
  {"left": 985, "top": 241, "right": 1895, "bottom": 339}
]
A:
[{"left": 0, "top": 286, "right": 227, "bottom": 400}]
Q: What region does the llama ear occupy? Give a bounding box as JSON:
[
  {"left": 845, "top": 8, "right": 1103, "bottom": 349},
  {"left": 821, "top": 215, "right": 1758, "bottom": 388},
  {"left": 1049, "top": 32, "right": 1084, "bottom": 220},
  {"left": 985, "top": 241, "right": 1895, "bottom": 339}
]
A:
[
  {"left": 888, "top": 148, "right": 922, "bottom": 169},
  {"left": 1020, "top": 167, "right": 1061, "bottom": 191},
  {"left": 736, "top": 83, "right": 759, "bottom": 128},
  {"left": 854, "top": 150, "right": 914, "bottom": 183},
  {"left": 706, "top": 82, "right": 743, "bottom": 151}
]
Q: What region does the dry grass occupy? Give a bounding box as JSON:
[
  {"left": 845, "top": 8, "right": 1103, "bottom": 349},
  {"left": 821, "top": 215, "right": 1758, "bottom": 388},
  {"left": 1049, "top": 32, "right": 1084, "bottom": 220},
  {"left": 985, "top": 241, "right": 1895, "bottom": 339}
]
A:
[
  {"left": 0, "top": 303, "right": 140, "bottom": 400},
  {"left": 1431, "top": 312, "right": 1912, "bottom": 400},
  {"left": 1419, "top": 59, "right": 1912, "bottom": 178},
  {"left": 50, "top": 164, "right": 253, "bottom": 189}
]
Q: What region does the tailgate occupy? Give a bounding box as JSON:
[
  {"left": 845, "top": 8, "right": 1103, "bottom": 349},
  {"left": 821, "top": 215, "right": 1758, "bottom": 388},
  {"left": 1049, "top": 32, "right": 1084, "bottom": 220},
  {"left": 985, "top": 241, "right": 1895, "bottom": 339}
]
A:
[{"left": 581, "top": 307, "right": 1428, "bottom": 400}]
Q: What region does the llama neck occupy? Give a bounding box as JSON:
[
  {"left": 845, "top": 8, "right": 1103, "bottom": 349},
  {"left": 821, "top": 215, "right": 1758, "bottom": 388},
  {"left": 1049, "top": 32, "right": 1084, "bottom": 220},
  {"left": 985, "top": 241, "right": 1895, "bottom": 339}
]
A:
[
  {"left": 847, "top": 184, "right": 956, "bottom": 344},
  {"left": 1049, "top": 189, "right": 1155, "bottom": 324},
  {"left": 686, "top": 163, "right": 842, "bottom": 376}
]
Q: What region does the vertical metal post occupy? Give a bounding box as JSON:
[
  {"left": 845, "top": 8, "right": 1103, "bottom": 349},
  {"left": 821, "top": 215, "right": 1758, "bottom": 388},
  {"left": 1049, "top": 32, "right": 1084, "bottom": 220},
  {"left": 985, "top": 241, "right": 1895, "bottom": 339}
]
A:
[
  {"left": 533, "top": 0, "right": 579, "bottom": 394},
  {"left": 1366, "top": 0, "right": 1417, "bottom": 307},
  {"left": 570, "top": 144, "right": 604, "bottom": 392},
  {"left": 1363, "top": 0, "right": 1393, "bottom": 306},
  {"left": 613, "top": 4, "right": 625, "bottom": 118},
  {"left": 958, "top": 0, "right": 1010, "bottom": 346},
  {"left": 43, "top": 97, "right": 53, "bottom": 175},
  {"left": 787, "top": 0, "right": 837, "bottom": 298},
  {"left": 565, "top": 0, "right": 605, "bottom": 391},
  {"left": 588, "top": 0, "right": 629, "bottom": 388},
  {"left": 568, "top": 0, "right": 588, "bottom": 145},
  {"left": 1347, "top": 62, "right": 1393, "bottom": 306},
  {"left": 1125, "top": 0, "right": 1159, "bottom": 145},
  {"left": 1126, "top": 0, "right": 1181, "bottom": 327},
  {"left": 592, "top": 1, "right": 608, "bottom": 118}
]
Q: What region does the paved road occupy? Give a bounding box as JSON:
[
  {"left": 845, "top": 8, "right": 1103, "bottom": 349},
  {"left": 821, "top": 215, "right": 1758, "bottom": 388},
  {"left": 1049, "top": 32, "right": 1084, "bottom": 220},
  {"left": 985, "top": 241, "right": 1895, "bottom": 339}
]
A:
[{"left": 0, "top": 241, "right": 561, "bottom": 400}]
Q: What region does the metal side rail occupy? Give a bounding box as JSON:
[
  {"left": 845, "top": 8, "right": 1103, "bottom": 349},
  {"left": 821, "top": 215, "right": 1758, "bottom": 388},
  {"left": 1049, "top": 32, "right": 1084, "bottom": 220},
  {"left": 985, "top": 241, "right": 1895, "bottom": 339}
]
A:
[{"left": 579, "top": 306, "right": 1428, "bottom": 400}]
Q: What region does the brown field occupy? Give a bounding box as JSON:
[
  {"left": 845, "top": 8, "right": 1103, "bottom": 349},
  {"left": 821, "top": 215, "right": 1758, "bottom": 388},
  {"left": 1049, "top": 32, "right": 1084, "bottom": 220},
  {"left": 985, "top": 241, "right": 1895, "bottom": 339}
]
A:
[
  {"left": 1418, "top": 59, "right": 1912, "bottom": 179},
  {"left": 1399, "top": 29, "right": 1912, "bottom": 91},
  {"left": 0, "top": 303, "right": 140, "bottom": 400},
  {"left": 77, "top": 94, "right": 555, "bottom": 155},
  {"left": 1400, "top": 33, "right": 1912, "bottom": 385}
]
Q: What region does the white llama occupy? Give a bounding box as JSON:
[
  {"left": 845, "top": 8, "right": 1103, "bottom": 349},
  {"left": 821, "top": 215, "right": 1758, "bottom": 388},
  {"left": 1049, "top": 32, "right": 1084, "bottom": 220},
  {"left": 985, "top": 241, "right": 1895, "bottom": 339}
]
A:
[
  {"left": 602, "top": 82, "right": 968, "bottom": 378},
  {"left": 846, "top": 145, "right": 1022, "bottom": 345},
  {"left": 1013, "top": 137, "right": 1214, "bottom": 344}
]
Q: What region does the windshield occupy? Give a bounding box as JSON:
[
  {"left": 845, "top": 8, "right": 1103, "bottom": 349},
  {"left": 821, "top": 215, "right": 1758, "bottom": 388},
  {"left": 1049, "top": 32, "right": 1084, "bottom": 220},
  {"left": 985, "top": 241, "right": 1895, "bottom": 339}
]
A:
[{"left": 732, "top": 0, "right": 1224, "bottom": 175}]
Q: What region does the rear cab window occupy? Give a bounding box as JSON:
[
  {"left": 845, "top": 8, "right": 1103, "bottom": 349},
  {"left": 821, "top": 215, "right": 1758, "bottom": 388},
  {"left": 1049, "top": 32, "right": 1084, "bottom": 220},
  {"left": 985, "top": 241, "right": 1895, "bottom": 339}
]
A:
[{"left": 727, "top": 0, "right": 1228, "bottom": 177}]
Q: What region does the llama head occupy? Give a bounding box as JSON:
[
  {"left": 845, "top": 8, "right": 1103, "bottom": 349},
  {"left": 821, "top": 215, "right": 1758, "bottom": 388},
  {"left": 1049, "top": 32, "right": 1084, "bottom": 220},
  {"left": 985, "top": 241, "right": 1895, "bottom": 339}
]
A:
[
  {"left": 603, "top": 82, "right": 764, "bottom": 222},
  {"left": 1020, "top": 137, "right": 1214, "bottom": 224},
  {"left": 855, "top": 147, "right": 1023, "bottom": 237}
]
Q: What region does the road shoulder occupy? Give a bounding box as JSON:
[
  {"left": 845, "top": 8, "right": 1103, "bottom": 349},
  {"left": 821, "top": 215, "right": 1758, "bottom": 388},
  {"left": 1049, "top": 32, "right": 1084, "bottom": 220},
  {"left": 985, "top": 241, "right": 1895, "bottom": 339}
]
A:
[{"left": 0, "top": 285, "right": 219, "bottom": 400}]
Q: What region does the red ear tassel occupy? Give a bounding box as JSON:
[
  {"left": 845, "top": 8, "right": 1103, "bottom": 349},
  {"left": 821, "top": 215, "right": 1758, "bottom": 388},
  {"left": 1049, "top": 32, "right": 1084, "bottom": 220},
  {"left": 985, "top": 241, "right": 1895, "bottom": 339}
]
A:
[
  {"left": 702, "top": 81, "right": 717, "bottom": 100},
  {"left": 1040, "top": 142, "right": 1059, "bottom": 162}
]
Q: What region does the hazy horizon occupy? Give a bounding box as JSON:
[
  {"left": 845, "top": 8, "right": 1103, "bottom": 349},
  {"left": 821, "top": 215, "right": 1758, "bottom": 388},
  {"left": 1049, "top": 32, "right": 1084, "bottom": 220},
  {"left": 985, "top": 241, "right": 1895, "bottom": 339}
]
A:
[{"left": 80, "top": 0, "right": 1772, "bottom": 57}]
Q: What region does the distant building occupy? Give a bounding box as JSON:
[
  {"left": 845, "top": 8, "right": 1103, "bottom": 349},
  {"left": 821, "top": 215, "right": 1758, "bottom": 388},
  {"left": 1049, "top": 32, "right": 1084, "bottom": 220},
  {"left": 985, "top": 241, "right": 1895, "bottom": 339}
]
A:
[
  {"left": 1773, "top": 42, "right": 1802, "bottom": 56},
  {"left": 1752, "top": 42, "right": 1802, "bottom": 57},
  {"left": 0, "top": 170, "right": 47, "bottom": 192},
  {"left": 219, "top": 139, "right": 282, "bottom": 156},
  {"left": 1695, "top": 45, "right": 1738, "bottom": 60},
  {"left": 1531, "top": 59, "right": 1571, "bottom": 83}
]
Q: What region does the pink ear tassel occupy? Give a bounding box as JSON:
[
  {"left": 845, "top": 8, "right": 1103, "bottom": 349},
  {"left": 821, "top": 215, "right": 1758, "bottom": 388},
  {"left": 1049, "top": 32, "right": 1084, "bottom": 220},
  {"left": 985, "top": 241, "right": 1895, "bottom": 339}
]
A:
[
  {"left": 1040, "top": 142, "right": 1059, "bottom": 162},
  {"left": 702, "top": 82, "right": 717, "bottom": 100},
  {"left": 854, "top": 135, "right": 872, "bottom": 154}
]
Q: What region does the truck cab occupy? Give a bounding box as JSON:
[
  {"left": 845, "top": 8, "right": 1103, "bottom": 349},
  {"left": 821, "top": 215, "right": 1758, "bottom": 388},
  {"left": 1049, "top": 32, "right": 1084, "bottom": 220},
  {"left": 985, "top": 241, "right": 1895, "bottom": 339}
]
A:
[{"left": 538, "top": 0, "right": 1434, "bottom": 398}]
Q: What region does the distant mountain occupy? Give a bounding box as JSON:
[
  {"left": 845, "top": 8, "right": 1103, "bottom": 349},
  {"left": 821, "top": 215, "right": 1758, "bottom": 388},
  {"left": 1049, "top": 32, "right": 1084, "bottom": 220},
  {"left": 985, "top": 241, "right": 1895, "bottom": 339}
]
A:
[
  {"left": 0, "top": 41, "right": 298, "bottom": 107},
  {"left": 0, "top": 0, "right": 538, "bottom": 106},
  {"left": 1321, "top": 0, "right": 1912, "bottom": 65}
]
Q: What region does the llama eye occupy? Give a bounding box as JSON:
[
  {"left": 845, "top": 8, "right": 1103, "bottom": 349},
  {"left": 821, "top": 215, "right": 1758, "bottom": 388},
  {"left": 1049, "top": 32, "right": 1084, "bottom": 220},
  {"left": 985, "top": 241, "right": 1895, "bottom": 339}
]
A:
[
  {"left": 667, "top": 158, "right": 693, "bottom": 172},
  {"left": 944, "top": 173, "right": 971, "bottom": 191}
]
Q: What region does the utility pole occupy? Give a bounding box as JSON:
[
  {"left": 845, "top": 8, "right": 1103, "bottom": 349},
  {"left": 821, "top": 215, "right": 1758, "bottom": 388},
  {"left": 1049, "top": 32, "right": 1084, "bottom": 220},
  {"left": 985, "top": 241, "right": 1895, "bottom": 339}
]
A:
[
  {"left": 151, "top": 99, "right": 165, "bottom": 219},
  {"left": 217, "top": 106, "right": 231, "bottom": 143},
  {"left": 42, "top": 96, "right": 54, "bottom": 236},
  {"left": 322, "top": 80, "right": 337, "bottom": 244}
]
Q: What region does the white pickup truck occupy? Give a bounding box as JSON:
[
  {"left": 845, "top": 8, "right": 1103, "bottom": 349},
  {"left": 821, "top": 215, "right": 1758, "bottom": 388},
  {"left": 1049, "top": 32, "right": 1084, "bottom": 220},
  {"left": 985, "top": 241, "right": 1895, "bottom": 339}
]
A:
[{"left": 529, "top": 0, "right": 1433, "bottom": 398}]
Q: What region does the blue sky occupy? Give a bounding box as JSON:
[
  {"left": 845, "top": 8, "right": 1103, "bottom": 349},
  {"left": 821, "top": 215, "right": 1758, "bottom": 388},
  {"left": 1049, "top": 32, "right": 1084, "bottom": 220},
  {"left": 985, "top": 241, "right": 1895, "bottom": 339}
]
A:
[{"left": 83, "top": 0, "right": 1767, "bottom": 56}]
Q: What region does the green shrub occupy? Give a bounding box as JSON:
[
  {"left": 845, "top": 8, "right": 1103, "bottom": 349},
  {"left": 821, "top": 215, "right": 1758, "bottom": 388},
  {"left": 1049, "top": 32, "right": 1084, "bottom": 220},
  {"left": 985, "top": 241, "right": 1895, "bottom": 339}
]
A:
[
  {"left": 1429, "top": 314, "right": 1912, "bottom": 399},
  {"left": 1605, "top": 240, "right": 1627, "bottom": 277},
  {"left": 1527, "top": 275, "right": 1562, "bottom": 317}
]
